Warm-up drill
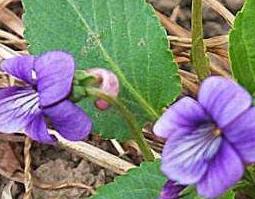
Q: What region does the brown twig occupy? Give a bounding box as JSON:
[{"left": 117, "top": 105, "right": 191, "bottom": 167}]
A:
[
  {"left": 0, "top": 0, "right": 20, "bottom": 10},
  {"left": 175, "top": 56, "right": 190, "bottom": 64},
  {"left": 170, "top": 5, "right": 180, "bottom": 22},
  {"left": 210, "top": 52, "right": 230, "bottom": 67},
  {"left": 49, "top": 130, "right": 136, "bottom": 175},
  {"left": 0, "top": 8, "right": 24, "bottom": 37},
  {"left": 0, "top": 43, "right": 20, "bottom": 58},
  {"left": 209, "top": 63, "right": 230, "bottom": 78},
  {"left": 203, "top": 0, "right": 235, "bottom": 25},
  {"left": 23, "top": 137, "right": 33, "bottom": 199},
  {"left": 0, "top": 133, "right": 25, "bottom": 142},
  {"left": 181, "top": 76, "right": 199, "bottom": 95},
  {"left": 178, "top": 69, "right": 198, "bottom": 83},
  {"left": 207, "top": 47, "right": 229, "bottom": 58},
  {"left": 168, "top": 35, "right": 228, "bottom": 50},
  {"left": 33, "top": 177, "right": 95, "bottom": 194},
  {"left": 0, "top": 170, "right": 95, "bottom": 194},
  {"left": 0, "top": 29, "right": 26, "bottom": 49},
  {"left": 155, "top": 11, "right": 191, "bottom": 37},
  {"left": 110, "top": 139, "right": 126, "bottom": 157}
]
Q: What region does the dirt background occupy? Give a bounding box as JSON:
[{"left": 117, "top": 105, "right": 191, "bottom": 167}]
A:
[{"left": 0, "top": 0, "right": 244, "bottom": 198}]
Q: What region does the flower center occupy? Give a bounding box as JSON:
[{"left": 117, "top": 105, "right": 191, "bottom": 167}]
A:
[
  {"left": 197, "top": 122, "right": 222, "bottom": 138},
  {"left": 212, "top": 127, "right": 221, "bottom": 137}
]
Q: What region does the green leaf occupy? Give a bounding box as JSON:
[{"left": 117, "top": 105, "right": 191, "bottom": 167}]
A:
[
  {"left": 89, "top": 160, "right": 166, "bottom": 199},
  {"left": 235, "top": 167, "right": 255, "bottom": 198},
  {"left": 22, "top": 0, "right": 181, "bottom": 140},
  {"left": 220, "top": 191, "right": 235, "bottom": 199},
  {"left": 229, "top": 0, "right": 255, "bottom": 94},
  {"left": 181, "top": 187, "right": 202, "bottom": 199}
]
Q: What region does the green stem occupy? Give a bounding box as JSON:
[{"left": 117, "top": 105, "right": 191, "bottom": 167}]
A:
[
  {"left": 191, "top": 0, "right": 210, "bottom": 80},
  {"left": 86, "top": 87, "right": 155, "bottom": 161}
]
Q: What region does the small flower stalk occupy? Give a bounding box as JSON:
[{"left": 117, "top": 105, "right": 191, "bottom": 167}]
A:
[
  {"left": 0, "top": 51, "right": 92, "bottom": 143},
  {"left": 154, "top": 76, "right": 255, "bottom": 198}
]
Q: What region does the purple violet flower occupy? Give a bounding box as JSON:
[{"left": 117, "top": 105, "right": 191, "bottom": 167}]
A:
[
  {"left": 158, "top": 180, "right": 185, "bottom": 199},
  {"left": 153, "top": 76, "right": 255, "bottom": 198},
  {"left": 0, "top": 51, "right": 92, "bottom": 143}
]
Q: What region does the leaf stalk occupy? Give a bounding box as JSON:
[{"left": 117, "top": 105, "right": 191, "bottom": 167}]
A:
[
  {"left": 86, "top": 87, "right": 155, "bottom": 161},
  {"left": 191, "top": 0, "right": 210, "bottom": 80}
]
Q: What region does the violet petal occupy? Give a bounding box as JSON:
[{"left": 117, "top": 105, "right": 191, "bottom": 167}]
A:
[
  {"left": 0, "top": 86, "right": 39, "bottom": 133},
  {"left": 197, "top": 140, "right": 244, "bottom": 198},
  {"left": 224, "top": 108, "right": 255, "bottom": 163},
  {"left": 158, "top": 180, "right": 185, "bottom": 199},
  {"left": 1, "top": 55, "right": 35, "bottom": 84},
  {"left": 43, "top": 100, "right": 92, "bottom": 141},
  {"left": 25, "top": 112, "right": 55, "bottom": 143},
  {"left": 153, "top": 97, "right": 208, "bottom": 139},
  {"left": 34, "top": 51, "right": 75, "bottom": 107},
  {"left": 198, "top": 76, "right": 251, "bottom": 128},
  {"left": 161, "top": 128, "right": 222, "bottom": 185}
]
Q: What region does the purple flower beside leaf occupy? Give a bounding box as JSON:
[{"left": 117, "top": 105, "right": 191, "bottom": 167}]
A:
[
  {"left": 0, "top": 51, "right": 92, "bottom": 143},
  {"left": 154, "top": 76, "right": 255, "bottom": 198},
  {"left": 158, "top": 180, "right": 185, "bottom": 199}
]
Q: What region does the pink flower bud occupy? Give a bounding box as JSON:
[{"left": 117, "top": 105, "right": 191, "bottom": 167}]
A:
[{"left": 86, "top": 68, "right": 119, "bottom": 110}]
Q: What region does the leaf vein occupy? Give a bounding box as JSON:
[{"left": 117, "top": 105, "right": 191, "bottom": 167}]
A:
[{"left": 65, "top": 0, "right": 159, "bottom": 118}]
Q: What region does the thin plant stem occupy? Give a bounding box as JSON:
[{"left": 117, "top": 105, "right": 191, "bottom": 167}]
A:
[
  {"left": 24, "top": 137, "right": 33, "bottom": 199},
  {"left": 86, "top": 87, "right": 155, "bottom": 161},
  {"left": 191, "top": 0, "right": 210, "bottom": 80}
]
